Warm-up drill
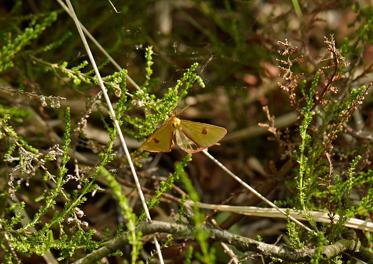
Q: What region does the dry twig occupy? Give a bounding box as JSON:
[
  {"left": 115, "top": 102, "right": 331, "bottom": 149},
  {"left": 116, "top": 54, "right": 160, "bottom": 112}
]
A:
[{"left": 72, "top": 220, "right": 369, "bottom": 264}]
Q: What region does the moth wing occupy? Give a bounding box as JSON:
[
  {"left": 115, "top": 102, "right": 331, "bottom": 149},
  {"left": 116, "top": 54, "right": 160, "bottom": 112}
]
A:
[
  {"left": 139, "top": 119, "right": 174, "bottom": 152},
  {"left": 174, "top": 128, "right": 206, "bottom": 153},
  {"left": 179, "top": 120, "right": 227, "bottom": 149}
]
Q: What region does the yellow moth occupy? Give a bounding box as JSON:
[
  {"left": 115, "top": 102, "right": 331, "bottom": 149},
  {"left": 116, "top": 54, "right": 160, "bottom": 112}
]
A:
[{"left": 139, "top": 115, "right": 227, "bottom": 153}]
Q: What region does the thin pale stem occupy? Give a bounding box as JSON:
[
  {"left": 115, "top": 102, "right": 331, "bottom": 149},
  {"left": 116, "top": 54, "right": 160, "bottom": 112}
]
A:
[
  {"left": 202, "top": 149, "right": 316, "bottom": 235},
  {"left": 191, "top": 201, "right": 373, "bottom": 232},
  {"left": 63, "top": 1, "right": 164, "bottom": 263},
  {"left": 56, "top": 0, "right": 141, "bottom": 91}
]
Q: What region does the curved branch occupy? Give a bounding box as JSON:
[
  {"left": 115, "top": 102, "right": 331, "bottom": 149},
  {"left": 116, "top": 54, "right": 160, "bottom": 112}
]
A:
[{"left": 72, "top": 221, "right": 370, "bottom": 264}]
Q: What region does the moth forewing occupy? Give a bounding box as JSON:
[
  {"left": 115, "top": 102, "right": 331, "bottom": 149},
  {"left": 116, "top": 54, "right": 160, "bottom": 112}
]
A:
[
  {"left": 179, "top": 120, "right": 227, "bottom": 148},
  {"left": 139, "top": 119, "right": 174, "bottom": 152},
  {"left": 139, "top": 115, "right": 227, "bottom": 153}
]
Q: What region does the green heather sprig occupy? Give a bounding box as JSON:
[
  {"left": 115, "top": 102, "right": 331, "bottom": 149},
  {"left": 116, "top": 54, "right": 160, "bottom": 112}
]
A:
[
  {"left": 145, "top": 154, "right": 192, "bottom": 217},
  {"left": 311, "top": 232, "right": 328, "bottom": 264},
  {"left": 98, "top": 167, "right": 141, "bottom": 264},
  {"left": 184, "top": 245, "right": 194, "bottom": 264},
  {"left": 180, "top": 155, "right": 215, "bottom": 264},
  {"left": 96, "top": 113, "right": 140, "bottom": 264},
  {"left": 0, "top": 12, "right": 57, "bottom": 72},
  {"left": 297, "top": 71, "right": 320, "bottom": 210},
  {"left": 23, "top": 107, "right": 71, "bottom": 230},
  {"left": 125, "top": 62, "right": 205, "bottom": 139},
  {"left": 286, "top": 220, "right": 305, "bottom": 249},
  {"left": 143, "top": 46, "right": 154, "bottom": 91}
]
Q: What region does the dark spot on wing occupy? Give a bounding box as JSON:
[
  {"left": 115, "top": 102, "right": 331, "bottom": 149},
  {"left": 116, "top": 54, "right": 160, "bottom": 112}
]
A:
[
  {"left": 153, "top": 138, "right": 160, "bottom": 144},
  {"left": 201, "top": 128, "right": 208, "bottom": 135}
]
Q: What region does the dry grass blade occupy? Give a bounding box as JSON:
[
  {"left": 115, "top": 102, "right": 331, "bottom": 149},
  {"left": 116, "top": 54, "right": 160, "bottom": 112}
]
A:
[
  {"left": 202, "top": 150, "right": 316, "bottom": 235},
  {"left": 63, "top": 1, "right": 164, "bottom": 263},
  {"left": 192, "top": 202, "right": 373, "bottom": 232}
]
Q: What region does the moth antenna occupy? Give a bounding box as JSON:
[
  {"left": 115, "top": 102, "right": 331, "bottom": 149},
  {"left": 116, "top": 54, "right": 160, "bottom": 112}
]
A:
[
  {"left": 199, "top": 55, "right": 214, "bottom": 74},
  {"left": 174, "top": 105, "right": 190, "bottom": 116}
]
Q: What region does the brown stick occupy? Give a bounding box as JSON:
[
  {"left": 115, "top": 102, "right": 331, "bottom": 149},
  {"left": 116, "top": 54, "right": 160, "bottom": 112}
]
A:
[{"left": 72, "top": 221, "right": 369, "bottom": 264}]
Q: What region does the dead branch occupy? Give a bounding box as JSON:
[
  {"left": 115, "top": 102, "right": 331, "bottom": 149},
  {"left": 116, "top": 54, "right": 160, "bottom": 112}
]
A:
[{"left": 72, "top": 220, "right": 369, "bottom": 264}]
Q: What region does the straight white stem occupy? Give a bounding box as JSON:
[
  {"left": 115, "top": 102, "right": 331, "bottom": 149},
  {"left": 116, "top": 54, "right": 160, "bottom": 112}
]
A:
[
  {"left": 64, "top": 1, "right": 164, "bottom": 263},
  {"left": 202, "top": 149, "right": 315, "bottom": 235},
  {"left": 56, "top": 0, "right": 141, "bottom": 91}
]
